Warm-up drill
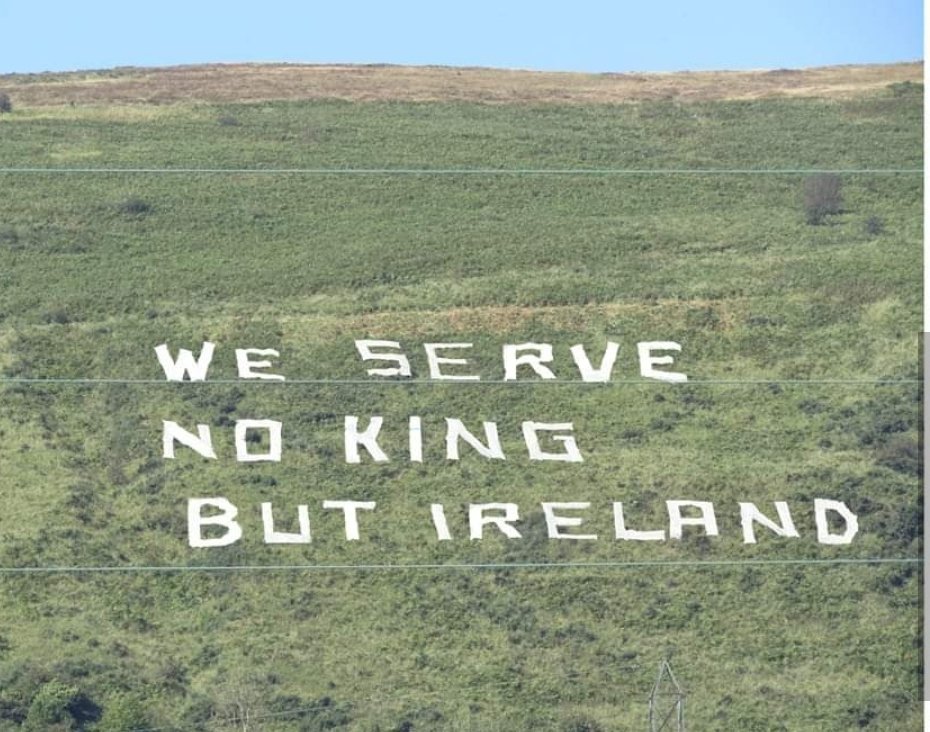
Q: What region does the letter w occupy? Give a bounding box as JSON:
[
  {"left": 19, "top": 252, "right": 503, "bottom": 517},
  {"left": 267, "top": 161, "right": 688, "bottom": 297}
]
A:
[{"left": 154, "top": 342, "right": 215, "bottom": 381}]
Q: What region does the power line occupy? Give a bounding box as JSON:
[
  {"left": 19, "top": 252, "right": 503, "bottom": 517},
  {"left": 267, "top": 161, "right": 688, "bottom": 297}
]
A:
[
  {"left": 0, "top": 167, "right": 921, "bottom": 175},
  {"left": 0, "top": 557, "right": 920, "bottom": 575},
  {"left": 0, "top": 377, "right": 918, "bottom": 385}
]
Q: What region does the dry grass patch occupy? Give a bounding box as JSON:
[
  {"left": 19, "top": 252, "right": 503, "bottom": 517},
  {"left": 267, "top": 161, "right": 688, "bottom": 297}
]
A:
[
  {"left": 1, "top": 62, "right": 921, "bottom": 108},
  {"left": 275, "top": 299, "right": 748, "bottom": 340}
]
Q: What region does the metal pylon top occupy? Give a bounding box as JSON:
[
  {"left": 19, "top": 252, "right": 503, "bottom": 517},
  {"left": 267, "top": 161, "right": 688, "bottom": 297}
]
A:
[{"left": 648, "top": 658, "right": 685, "bottom": 731}]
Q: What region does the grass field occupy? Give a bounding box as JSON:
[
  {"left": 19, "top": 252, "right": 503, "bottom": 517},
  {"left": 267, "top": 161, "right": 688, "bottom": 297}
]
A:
[{"left": 0, "top": 64, "right": 922, "bottom": 730}]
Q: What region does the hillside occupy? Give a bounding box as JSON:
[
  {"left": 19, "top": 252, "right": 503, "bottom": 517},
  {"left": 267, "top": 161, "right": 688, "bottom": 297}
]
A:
[{"left": 0, "top": 63, "right": 922, "bottom": 730}]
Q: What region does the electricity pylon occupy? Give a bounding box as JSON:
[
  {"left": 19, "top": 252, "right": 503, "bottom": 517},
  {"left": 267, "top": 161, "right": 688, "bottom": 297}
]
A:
[{"left": 648, "top": 657, "right": 685, "bottom": 731}]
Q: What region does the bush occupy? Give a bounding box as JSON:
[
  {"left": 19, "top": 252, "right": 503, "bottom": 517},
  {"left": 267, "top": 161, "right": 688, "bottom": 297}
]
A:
[
  {"left": 875, "top": 434, "right": 919, "bottom": 475},
  {"left": 0, "top": 93, "right": 11, "bottom": 113},
  {"left": 0, "top": 225, "right": 19, "bottom": 247},
  {"left": 41, "top": 308, "right": 72, "bottom": 325},
  {"left": 95, "top": 692, "right": 150, "bottom": 732},
  {"left": 562, "top": 716, "right": 604, "bottom": 732},
  {"left": 217, "top": 114, "right": 240, "bottom": 127},
  {"left": 864, "top": 215, "right": 885, "bottom": 236},
  {"left": 118, "top": 197, "right": 152, "bottom": 216},
  {"left": 803, "top": 173, "right": 842, "bottom": 225},
  {"left": 888, "top": 80, "right": 921, "bottom": 97},
  {"left": 23, "top": 680, "right": 79, "bottom": 730}
]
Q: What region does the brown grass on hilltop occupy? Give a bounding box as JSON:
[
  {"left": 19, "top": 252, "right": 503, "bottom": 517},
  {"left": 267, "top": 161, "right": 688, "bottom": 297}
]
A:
[{"left": 0, "top": 61, "right": 922, "bottom": 107}]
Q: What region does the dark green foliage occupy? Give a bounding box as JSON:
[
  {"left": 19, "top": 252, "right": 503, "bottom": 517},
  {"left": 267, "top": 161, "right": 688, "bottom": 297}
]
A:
[
  {"left": 874, "top": 434, "right": 919, "bottom": 474},
  {"left": 180, "top": 694, "right": 216, "bottom": 726},
  {"left": 41, "top": 308, "right": 73, "bottom": 325},
  {"left": 95, "top": 692, "right": 150, "bottom": 731},
  {"left": 117, "top": 197, "right": 152, "bottom": 215},
  {"left": 288, "top": 696, "right": 353, "bottom": 730},
  {"left": 888, "top": 80, "right": 921, "bottom": 97},
  {"left": 66, "top": 692, "right": 102, "bottom": 728},
  {"left": 0, "top": 224, "right": 19, "bottom": 246},
  {"left": 864, "top": 215, "right": 885, "bottom": 236},
  {"left": 803, "top": 173, "right": 843, "bottom": 224},
  {"left": 824, "top": 385, "right": 917, "bottom": 449},
  {"left": 0, "top": 92, "right": 11, "bottom": 113},
  {"left": 23, "top": 680, "right": 81, "bottom": 731},
  {"left": 562, "top": 716, "right": 604, "bottom": 732}
]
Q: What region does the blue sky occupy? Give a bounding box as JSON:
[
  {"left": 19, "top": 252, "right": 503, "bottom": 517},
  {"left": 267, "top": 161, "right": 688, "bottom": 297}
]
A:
[{"left": 0, "top": 0, "right": 922, "bottom": 74}]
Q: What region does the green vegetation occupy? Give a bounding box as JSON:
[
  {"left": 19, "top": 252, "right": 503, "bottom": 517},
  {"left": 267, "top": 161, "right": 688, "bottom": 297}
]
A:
[{"left": 0, "top": 79, "right": 921, "bottom": 730}]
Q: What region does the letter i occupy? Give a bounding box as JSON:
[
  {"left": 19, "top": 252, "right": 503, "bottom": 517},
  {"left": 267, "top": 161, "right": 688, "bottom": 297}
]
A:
[
  {"left": 431, "top": 504, "right": 452, "bottom": 541},
  {"left": 409, "top": 416, "right": 423, "bottom": 463}
]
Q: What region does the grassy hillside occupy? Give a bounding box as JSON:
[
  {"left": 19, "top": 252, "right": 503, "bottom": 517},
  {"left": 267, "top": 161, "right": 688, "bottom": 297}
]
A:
[{"left": 0, "top": 65, "right": 922, "bottom": 730}]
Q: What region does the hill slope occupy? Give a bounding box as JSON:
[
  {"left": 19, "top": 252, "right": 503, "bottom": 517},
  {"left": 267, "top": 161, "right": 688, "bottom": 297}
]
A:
[{"left": 0, "top": 64, "right": 922, "bottom": 730}]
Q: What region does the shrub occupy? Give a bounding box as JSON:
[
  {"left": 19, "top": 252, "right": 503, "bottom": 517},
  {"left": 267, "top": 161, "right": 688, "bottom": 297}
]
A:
[
  {"left": 562, "top": 716, "right": 604, "bottom": 732},
  {"left": 864, "top": 215, "right": 885, "bottom": 236},
  {"left": 888, "top": 80, "right": 921, "bottom": 97},
  {"left": 0, "top": 225, "right": 19, "bottom": 246},
  {"left": 0, "top": 93, "right": 11, "bottom": 113},
  {"left": 118, "top": 197, "right": 152, "bottom": 216},
  {"left": 95, "top": 692, "right": 150, "bottom": 732},
  {"left": 217, "top": 114, "right": 240, "bottom": 127},
  {"left": 23, "top": 680, "right": 79, "bottom": 730},
  {"left": 875, "top": 434, "right": 919, "bottom": 474},
  {"left": 41, "top": 308, "right": 72, "bottom": 325},
  {"left": 803, "top": 173, "right": 842, "bottom": 225}
]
